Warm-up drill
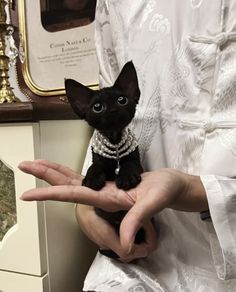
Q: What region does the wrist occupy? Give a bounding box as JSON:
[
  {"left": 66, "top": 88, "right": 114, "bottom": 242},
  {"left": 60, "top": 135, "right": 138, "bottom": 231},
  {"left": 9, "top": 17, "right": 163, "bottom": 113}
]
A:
[
  {"left": 186, "top": 174, "right": 208, "bottom": 212},
  {"left": 171, "top": 172, "right": 208, "bottom": 212}
]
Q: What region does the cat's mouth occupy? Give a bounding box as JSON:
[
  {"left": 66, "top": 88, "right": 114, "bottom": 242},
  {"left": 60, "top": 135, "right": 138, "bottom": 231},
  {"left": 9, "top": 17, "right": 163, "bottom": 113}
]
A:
[
  {"left": 94, "top": 120, "right": 130, "bottom": 132},
  {"left": 89, "top": 112, "right": 132, "bottom": 132}
]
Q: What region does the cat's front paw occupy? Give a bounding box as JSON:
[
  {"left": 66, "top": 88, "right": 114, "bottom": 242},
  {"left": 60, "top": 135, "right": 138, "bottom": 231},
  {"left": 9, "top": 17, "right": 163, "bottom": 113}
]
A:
[
  {"left": 116, "top": 173, "right": 141, "bottom": 190},
  {"left": 82, "top": 174, "right": 106, "bottom": 190}
]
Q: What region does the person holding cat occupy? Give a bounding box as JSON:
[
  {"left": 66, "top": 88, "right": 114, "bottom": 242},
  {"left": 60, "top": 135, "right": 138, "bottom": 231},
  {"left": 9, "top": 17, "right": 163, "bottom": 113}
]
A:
[{"left": 20, "top": 0, "right": 236, "bottom": 291}]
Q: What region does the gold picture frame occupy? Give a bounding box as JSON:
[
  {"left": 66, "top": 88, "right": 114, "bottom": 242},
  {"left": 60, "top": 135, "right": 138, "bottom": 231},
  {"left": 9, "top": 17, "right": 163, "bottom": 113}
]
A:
[{"left": 18, "top": 0, "right": 98, "bottom": 97}]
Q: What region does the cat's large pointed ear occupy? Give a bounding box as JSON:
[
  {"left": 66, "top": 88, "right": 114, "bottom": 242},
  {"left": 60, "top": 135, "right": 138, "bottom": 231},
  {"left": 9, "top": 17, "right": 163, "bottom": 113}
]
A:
[
  {"left": 114, "top": 61, "right": 140, "bottom": 103},
  {"left": 65, "top": 79, "right": 94, "bottom": 119}
]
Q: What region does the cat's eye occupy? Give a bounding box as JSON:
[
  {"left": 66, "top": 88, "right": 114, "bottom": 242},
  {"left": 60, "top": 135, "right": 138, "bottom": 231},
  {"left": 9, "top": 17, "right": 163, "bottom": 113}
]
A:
[
  {"left": 92, "top": 102, "right": 104, "bottom": 113},
  {"left": 117, "top": 96, "right": 128, "bottom": 106}
]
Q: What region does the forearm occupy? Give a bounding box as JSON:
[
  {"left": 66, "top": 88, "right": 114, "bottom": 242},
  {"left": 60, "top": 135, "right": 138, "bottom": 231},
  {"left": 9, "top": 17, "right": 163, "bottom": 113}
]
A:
[{"left": 75, "top": 203, "right": 94, "bottom": 227}]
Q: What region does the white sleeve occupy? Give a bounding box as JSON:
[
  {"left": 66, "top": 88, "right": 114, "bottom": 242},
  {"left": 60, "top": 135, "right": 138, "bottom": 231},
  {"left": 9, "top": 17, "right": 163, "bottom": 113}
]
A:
[{"left": 200, "top": 175, "right": 236, "bottom": 280}]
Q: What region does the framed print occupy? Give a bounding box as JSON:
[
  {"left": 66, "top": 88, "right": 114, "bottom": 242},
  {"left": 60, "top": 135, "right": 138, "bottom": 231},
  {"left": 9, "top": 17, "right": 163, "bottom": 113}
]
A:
[{"left": 18, "top": 0, "right": 98, "bottom": 97}]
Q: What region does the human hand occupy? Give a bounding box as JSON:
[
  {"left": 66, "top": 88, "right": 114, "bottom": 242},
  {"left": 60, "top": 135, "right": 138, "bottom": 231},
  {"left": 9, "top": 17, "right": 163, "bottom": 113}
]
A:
[
  {"left": 19, "top": 159, "right": 157, "bottom": 261},
  {"left": 76, "top": 204, "right": 157, "bottom": 262},
  {"left": 19, "top": 159, "right": 136, "bottom": 211},
  {"left": 19, "top": 160, "right": 208, "bottom": 256}
]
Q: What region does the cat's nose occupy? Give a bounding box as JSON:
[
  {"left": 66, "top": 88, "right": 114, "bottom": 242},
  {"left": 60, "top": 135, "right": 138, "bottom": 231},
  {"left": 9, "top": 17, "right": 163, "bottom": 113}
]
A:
[{"left": 109, "top": 108, "right": 118, "bottom": 113}]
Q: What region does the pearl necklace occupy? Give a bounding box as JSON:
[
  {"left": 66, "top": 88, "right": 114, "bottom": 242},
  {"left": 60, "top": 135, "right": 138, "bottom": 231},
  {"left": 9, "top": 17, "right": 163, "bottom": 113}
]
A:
[{"left": 92, "top": 128, "right": 138, "bottom": 175}]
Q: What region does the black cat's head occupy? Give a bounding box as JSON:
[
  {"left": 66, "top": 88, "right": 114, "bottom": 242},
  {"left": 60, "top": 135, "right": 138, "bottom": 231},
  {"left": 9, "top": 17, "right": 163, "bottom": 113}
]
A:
[{"left": 65, "top": 61, "right": 140, "bottom": 132}]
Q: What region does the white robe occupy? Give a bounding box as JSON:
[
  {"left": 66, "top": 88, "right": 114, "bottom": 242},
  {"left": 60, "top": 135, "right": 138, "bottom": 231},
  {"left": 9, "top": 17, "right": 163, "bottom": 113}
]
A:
[{"left": 83, "top": 0, "right": 236, "bottom": 291}]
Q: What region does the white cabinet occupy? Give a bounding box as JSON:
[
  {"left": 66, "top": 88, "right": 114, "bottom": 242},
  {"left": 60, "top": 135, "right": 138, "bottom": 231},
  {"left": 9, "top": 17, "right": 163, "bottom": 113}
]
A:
[
  {"left": 0, "top": 271, "right": 49, "bottom": 292},
  {"left": 0, "top": 121, "right": 97, "bottom": 292}
]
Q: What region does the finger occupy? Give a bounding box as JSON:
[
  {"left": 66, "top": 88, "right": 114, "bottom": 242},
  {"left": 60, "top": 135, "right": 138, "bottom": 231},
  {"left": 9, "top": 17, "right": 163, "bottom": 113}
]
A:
[
  {"left": 21, "top": 185, "right": 124, "bottom": 213},
  {"left": 120, "top": 189, "right": 169, "bottom": 252},
  {"left": 120, "top": 226, "right": 158, "bottom": 262},
  {"left": 20, "top": 185, "right": 101, "bottom": 205},
  {"left": 120, "top": 208, "right": 143, "bottom": 254},
  {"left": 19, "top": 161, "right": 74, "bottom": 186},
  {"left": 19, "top": 161, "right": 82, "bottom": 186},
  {"left": 76, "top": 205, "right": 137, "bottom": 260},
  {"left": 119, "top": 199, "right": 157, "bottom": 252},
  {"left": 141, "top": 220, "right": 158, "bottom": 252},
  {"left": 34, "top": 159, "right": 83, "bottom": 180},
  {"left": 119, "top": 220, "right": 158, "bottom": 261},
  {"left": 101, "top": 229, "right": 148, "bottom": 261}
]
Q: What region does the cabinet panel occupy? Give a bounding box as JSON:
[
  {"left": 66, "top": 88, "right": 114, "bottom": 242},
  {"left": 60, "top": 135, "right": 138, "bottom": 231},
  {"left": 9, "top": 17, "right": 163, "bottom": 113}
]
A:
[
  {"left": 0, "top": 124, "right": 47, "bottom": 276},
  {"left": 39, "top": 120, "right": 97, "bottom": 292},
  {"left": 0, "top": 270, "right": 49, "bottom": 292}
]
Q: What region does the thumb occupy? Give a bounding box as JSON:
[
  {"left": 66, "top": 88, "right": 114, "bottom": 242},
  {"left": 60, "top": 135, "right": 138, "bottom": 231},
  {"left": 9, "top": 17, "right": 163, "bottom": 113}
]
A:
[
  {"left": 120, "top": 200, "right": 151, "bottom": 253},
  {"left": 120, "top": 188, "right": 168, "bottom": 253}
]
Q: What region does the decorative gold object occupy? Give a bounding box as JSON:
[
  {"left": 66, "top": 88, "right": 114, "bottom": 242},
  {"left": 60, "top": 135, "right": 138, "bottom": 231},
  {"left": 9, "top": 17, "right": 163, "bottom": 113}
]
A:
[{"left": 0, "top": 0, "right": 18, "bottom": 103}]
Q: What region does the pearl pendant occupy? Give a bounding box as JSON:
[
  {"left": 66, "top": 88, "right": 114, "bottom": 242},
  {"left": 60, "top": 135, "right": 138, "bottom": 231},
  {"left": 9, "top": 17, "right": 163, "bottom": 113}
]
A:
[{"left": 115, "top": 166, "right": 120, "bottom": 175}]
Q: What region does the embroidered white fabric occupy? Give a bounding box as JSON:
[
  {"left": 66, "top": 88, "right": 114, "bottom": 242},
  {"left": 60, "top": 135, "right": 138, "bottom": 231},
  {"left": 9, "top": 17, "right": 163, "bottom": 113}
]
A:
[{"left": 82, "top": 0, "right": 236, "bottom": 291}]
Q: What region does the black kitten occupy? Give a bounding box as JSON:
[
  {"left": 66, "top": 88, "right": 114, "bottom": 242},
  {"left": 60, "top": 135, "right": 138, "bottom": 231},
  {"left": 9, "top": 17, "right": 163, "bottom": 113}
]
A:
[{"left": 65, "top": 61, "right": 144, "bottom": 258}]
